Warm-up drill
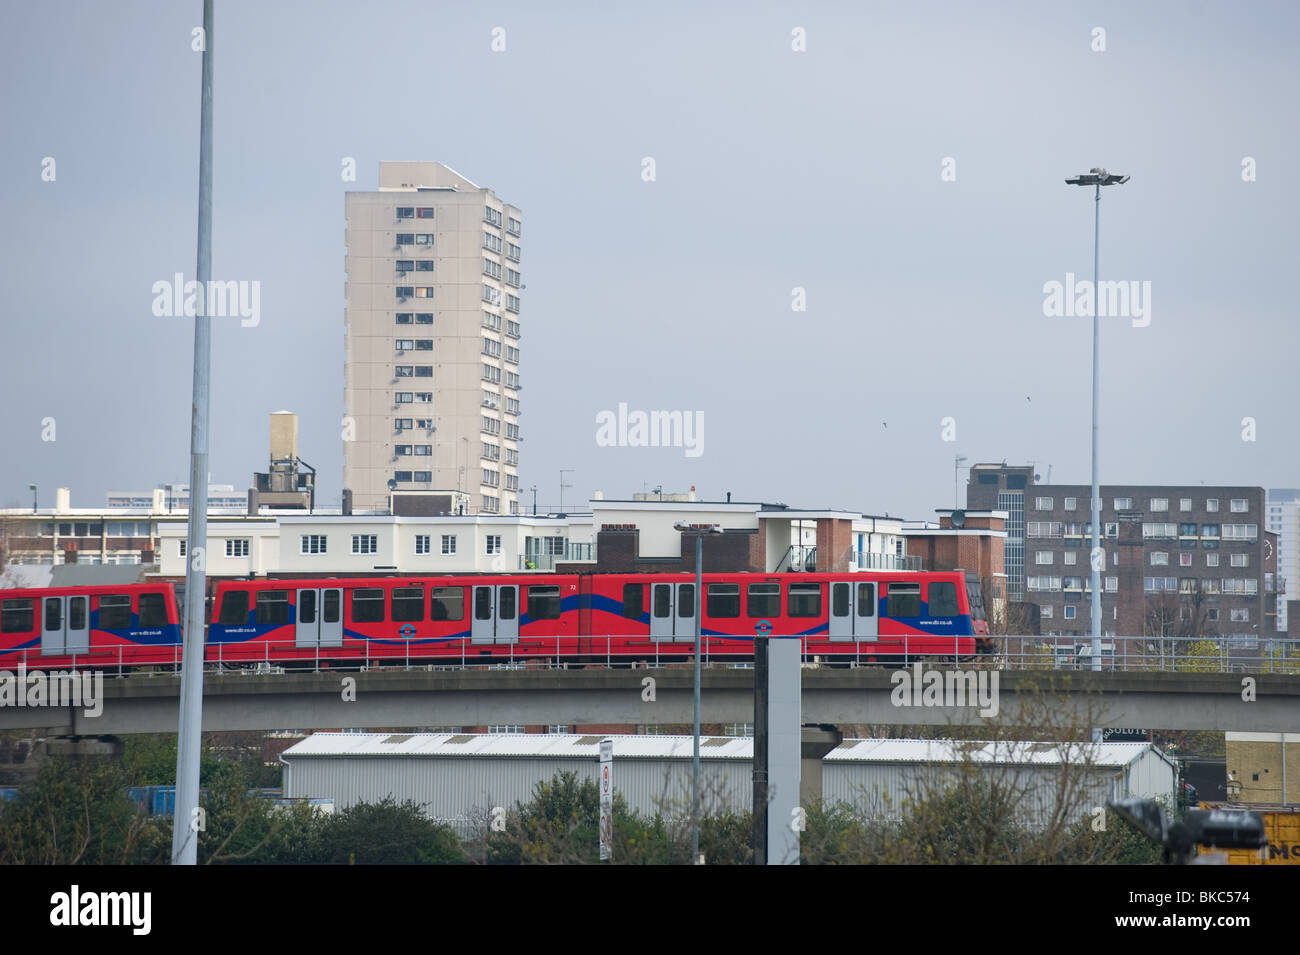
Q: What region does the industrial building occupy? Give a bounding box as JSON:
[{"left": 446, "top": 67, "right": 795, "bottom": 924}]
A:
[{"left": 281, "top": 732, "right": 1177, "bottom": 834}]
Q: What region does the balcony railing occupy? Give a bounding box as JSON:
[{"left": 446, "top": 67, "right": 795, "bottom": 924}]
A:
[{"left": 851, "top": 551, "right": 923, "bottom": 572}]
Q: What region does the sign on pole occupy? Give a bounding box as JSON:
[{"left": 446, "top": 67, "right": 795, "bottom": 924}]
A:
[{"left": 599, "top": 738, "right": 613, "bottom": 861}]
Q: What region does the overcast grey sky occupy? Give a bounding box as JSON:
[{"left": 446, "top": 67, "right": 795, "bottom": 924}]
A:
[{"left": 2, "top": 0, "right": 1296, "bottom": 518}]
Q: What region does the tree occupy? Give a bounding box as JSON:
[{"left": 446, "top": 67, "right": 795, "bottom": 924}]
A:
[{"left": 317, "top": 798, "right": 467, "bottom": 864}]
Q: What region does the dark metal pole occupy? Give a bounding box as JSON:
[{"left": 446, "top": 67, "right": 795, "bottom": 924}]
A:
[
  {"left": 691, "top": 530, "right": 702, "bottom": 863},
  {"left": 173, "top": 0, "right": 213, "bottom": 866},
  {"left": 752, "top": 634, "right": 768, "bottom": 865}
]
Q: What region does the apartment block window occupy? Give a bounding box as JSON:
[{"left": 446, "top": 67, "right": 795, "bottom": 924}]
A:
[
  {"left": 396, "top": 366, "right": 414, "bottom": 377},
  {"left": 395, "top": 445, "right": 413, "bottom": 456},
  {"left": 1063, "top": 606, "right": 1077, "bottom": 620},
  {"left": 483, "top": 232, "right": 503, "bottom": 252},
  {"left": 1206, "top": 499, "right": 1219, "bottom": 512},
  {"left": 1035, "top": 551, "right": 1054, "bottom": 565},
  {"left": 395, "top": 313, "right": 413, "bottom": 325},
  {"left": 506, "top": 320, "right": 520, "bottom": 338},
  {"left": 1026, "top": 576, "right": 1062, "bottom": 592},
  {"left": 1063, "top": 551, "right": 1077, "bottom": 565},
  {"left": 396, "top": 207, "right": 414, "bottom": 218},
  {"left": 225, "top": 539, "right": 250, "bottom": 558},
  {"left": 1035, "top": 497, "right": 1054, "bottom": 510},
  {"left": 416, "top": 313, "right": 432, "bottom": 324},
  {"left": 416, "top": 261, "right": 434, "bottom": 272},
  {"left": 415, "top": 340, "right": 432, "bottom": 351},
  {"left": 1064, "top": 522, "right": 1083, "bottom": 537},
  {"left": 178, "top": 540, "right": 187, "bottom": 557},
  {"left": 1114, "top": 497, "right": 1133, "bottom": 510},
  {"left": 1150, "top": 552, "right": 1169, "bottom": 566},
  {"left": 1222, "top": 524, "right": 1258, "bottom": 541},
  {"left": 396, "top": 233, "right": 414, "bottom": 245},
  {"left": 488, "top": 725, "right": 523, "bottom": 734},
  {"left": 1150, "top": 498, "right": 1169, "bottom": 511},
  {"left": 505, "top": 448, "right": 519, "bottom": 466},
  {"left": 1105, "top": 522, "right": 1118, "bottom": 537},
  {"left": 1231, "top": 499, "right": 1249, "bottom": 513},
  {"left": 482, "top": 311, "right": 503, "bottom": 330},
  {"left": 396, "top": 287, "right": 414, "bottom": 299},
  {"left": 483, "top": 285, "right": 501, "bottom": 305},
  {"left": 1064, "top": 497, "right": 1077, "bottom": 511},
  {"left": 505, "top": 398, "right": 520, "bottom": 415},
  {"left": 482, "top": 364, "right": 501, "bottom": 383},
  {"left": 1207, "top": 608, "right": 1220, "bottom": 621},
  {"left": 482, "top": 495, "right": 500, "bottom": 513},
  {"left": 505, "top": 423, "right": 520, "bottom": 440},
  {"left": 394, "top": 471, "right": 412, "bottom": 482},
  {"left": 416, "top": 207, "right": 433, "bottom": 219},
  {"left": 507, "top": 217, "right": 521, "bottom": 235},
  {"left": 415, "top": 234, "right": 433, "bottom": 246},
  {"left": 1230, "top": 608, "right": 1249, "bottom": 623},
  {"left": 396, "top": 339, "right": 414, "bottom": 351},
  {"left": 506, "top": 242, "right": 521, "bottom": 261},
  {"left": 506, "top": 294, "right": 521, "bottom": 313},
  {"left": 505, "top": 474, "right": 519, "bottom": 491},
  {"left": 1063, "top": 575, "right": 1083, "bottom": 591},
  {"left": 394, "top": 418, "right": 413, "bottom": 431},
  {"left": 396, "top": 260, "right": 414, "bottom": 272},
  {"left": 1206, "top": 553, "right": 1220, "bottom": 567},
  {"left": 1105, "top": 576, "right": 1118, "bottom": 592},
  {"left": 413, "top": 445, "right": 431, "bottom": 456},
  {"left": 415, "top": 393, "right": 432, "bottom": 403},
  {"left": 506, "top": 268, "right": 521, "bottom": 287},
  {"left": 485, "top": 535, "right": 502, "bottom": 555},
  {"left": 1230, "top": 553, "right": 1249, "bottom": 567},
  {"left": 352, "top": 535, "right": 378, "bottom": 555},
  {"left": 1142, "top": 523, "right": 1177, "bottom": 540},
  {"left": 1040, "top": 605, "right": 1053, "bottom": 619},
  {"left": 482, "top": 390, "right": 501, "bottom": 410},
  {"left": 415, "top": 419, "right": 432, "bottom": 429},
  {"left": 482, "top": 442, "right": 500, "bottom": 460},
  {"left": 441, "top": 535, "right": 456, "bottom": 555},
  {"left": 505, "top": 372, "right": 520, "bottom": 390},
  {"left": 482, "top": 416, "right": 501, "bottom": 434},
  {"left": 484, "top": 206, "right": 503, "bottom": 228},
  {"left": 414, "top": 366, "right": 432, "bottom": 378},
  {"left": 482, "top": 469, "right": 499, "bottom": 487},
  {"left": 1026, "top": 522, "right": 1063, "bottom": 538},
  {"left": 413, "top": 471, "right": 431, "bottom": 482},
  {"left": 396, "top": 392, "right": 413, "bottom": 403},
  {"left": 414, "top": 287, "right": 433, "bottom": 298},
  {"left": 1180, "top": 498, "right": 1192, "bottom": 511},
  {"left": 1180, "top": 552, "right": 1193, "bottom": 567},
  {"left": 505, "top": 346, "right": 520, "bottom": 364},
  {"left": 415, "top": 535, "right": 431, "bottom": 555},
  {"left": 483, "top": 259, "right": 503, "bottom": 280},
  {"left": 482, "top": 338, "right": 502, "bottom": 357}
]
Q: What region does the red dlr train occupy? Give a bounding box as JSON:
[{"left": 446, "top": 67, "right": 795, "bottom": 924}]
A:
[{"left": 0, "top": 570, "right": 989, "bottom": 670}]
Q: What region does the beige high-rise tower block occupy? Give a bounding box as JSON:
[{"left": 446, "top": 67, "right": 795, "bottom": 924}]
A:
[{"left": 344, "top": 162, "right": 522, "bottom": 513}]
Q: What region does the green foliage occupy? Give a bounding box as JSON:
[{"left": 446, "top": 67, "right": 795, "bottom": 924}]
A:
[
  {"left": 316, "top": 797, "right": 467, "bottom": 864},
  {"left": 0, "top": 757, "right": 164, "bottom": 864}
]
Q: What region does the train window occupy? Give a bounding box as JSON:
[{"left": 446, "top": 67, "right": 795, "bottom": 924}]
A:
[
  {"left": 218, "top": 591, "right": 249, "bottom": 626},
  {"left": 256, "top": 591, "right": 290, "bottom": 626},
  {"left": 323, "top": 590, "right": 342, "bottom": 624},
  {"left": 392, "top": 587, "right": 425, "bottom": 622},
  {"left": 653, "top": 585, "right": 671, "bottom": 618},
  {"left": 678, "top": 584, "right": 695, "bottom": 618},
  {"left": 747, "top": 583, "right": 780, "bottom": 618},
  {"left": 99, "top": 595, "right": 132, "bottom": 629},
  {"left": 299, "top": 590, "right": 316, "bottom": 625},
  {"left": 352, "top": 589, "right": 385, "bottom": 623},
  {"left": 431, "top": 587, "right": 464, "bottom": 621},
  {"left": 1, "top": 598, "right": 34, "bottom": 633},
  {"left": 69, "top": 597, "right": 87, "bottom": 630},
  {"left": 788, "top": 583, "right": 821, "bottom": 617},
  {"left": 887, "top": 583, "right": 921, "bottom": 618},
  {"left": 528, "top": 585, "right": 561, "bottom": 620},
  {"left": 857, "top": 583, "right": 875, "bottom": 617},
  {"left": 928, "top": 581, "right": 959, "bottom": 617},
  {"left": 139, "top": 594, "right": 168, "bottom": 628},
  {"left": 831, "top": 584, "right": 849, "bottom": 618},
  {"left": 45, "top": 598, "right": 62, "bottom": 630},
  {"left": 622, "top": 584, "right": 643, "bottom": 620},
  {"left": 707, "top": 583, "right": 740, "bottom": 618},
  {"left": 475, "top": 588, "right": 493, "bottom": 620},
  {"left": 499, "top": 588, "right": 517, "bottom": 621}
]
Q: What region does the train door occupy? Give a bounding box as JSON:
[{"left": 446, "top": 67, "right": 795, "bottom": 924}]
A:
[
  {"left": 471, "top": 585, "right": 519, "bottom": 644},
  {"left": 650, "top": 582, "right": 695, "bottom": 642},
  {"left": 295, "top": 588, "right": 343, "bottom": 648},
  {"left": 41, "top": 595, "right": 89, "bottom": 655},
  {"left": 829, "top": 582, "right": 877, "bottom": 642}
]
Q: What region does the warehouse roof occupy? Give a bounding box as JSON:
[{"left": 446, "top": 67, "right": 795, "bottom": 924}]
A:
[{"left": 282, "top": 733, "right": 1170, "bottom": 769}]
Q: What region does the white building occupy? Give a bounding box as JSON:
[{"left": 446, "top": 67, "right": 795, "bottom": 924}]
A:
[{"left": 1266, "top": 490, "right": 1299, "bottom": 630}]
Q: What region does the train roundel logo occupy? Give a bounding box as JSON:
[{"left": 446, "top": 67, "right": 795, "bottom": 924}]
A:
[
  {"left": 399, "top": 624, "right": 416, "bottom": 638},
  {"left": 755, "top": 619, "right": 773, "bottom": 636}
]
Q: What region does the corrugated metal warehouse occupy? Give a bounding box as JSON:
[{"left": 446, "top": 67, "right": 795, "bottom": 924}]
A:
[{"left": 282, "top": 733, "right": 1177, "bottom": 833}]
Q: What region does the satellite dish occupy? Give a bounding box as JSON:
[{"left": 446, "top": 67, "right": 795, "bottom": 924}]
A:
[
  {"left": 387, "top": 479, "right": 397, "bottom": 490},
  {"left": 951, "top": 510, "right": 966, "bottom": 528}
]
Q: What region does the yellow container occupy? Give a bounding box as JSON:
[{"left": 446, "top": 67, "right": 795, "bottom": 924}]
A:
[{"left": 1197, "top": 803, "right": 1300, "bottom": 865}]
